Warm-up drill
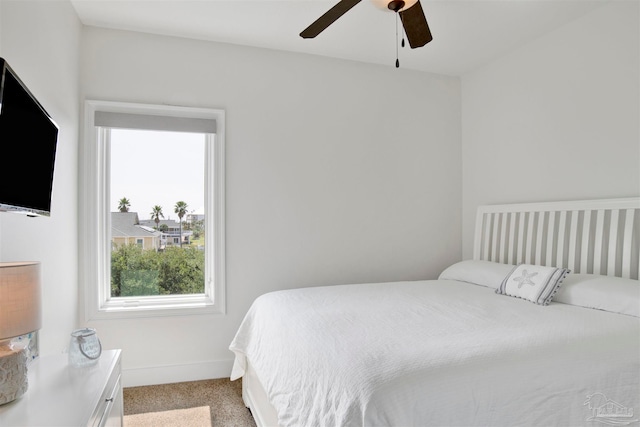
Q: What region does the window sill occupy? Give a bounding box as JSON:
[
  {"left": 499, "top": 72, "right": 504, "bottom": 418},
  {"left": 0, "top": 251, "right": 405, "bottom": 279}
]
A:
[{"left": 88, "top": 294, "right": 225, "bottom": 320}]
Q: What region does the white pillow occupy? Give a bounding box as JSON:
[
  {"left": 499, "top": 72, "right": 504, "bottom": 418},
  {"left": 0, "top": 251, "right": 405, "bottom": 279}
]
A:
[
  {"left": 553, "top": 274, "right": 640, "bottom": 317},
  {"left": 496, "top": 263, "right": 569, "bottom": 306},
  {"left": 439, "top": 260, "right": 514, "bottom": 289}
]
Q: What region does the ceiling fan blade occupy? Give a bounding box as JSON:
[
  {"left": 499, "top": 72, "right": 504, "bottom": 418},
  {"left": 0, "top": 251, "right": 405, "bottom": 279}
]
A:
[
  {"left": 399, "top": 0, "right": 433, "bottom": 48},
  {"left": 300, "top": 0, "right": 362, "bottom": 39}
]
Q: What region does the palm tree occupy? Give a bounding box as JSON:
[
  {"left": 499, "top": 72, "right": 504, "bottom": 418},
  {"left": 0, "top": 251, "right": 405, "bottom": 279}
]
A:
[
  {"left": 118, "top": 197, "right": 131, "bottom": 212},
  {"left": 174, "top": 201, "right": 188, "bottom": 247},
  {"left": 150, "top": 205, "right": 164, "bottom": 230}
]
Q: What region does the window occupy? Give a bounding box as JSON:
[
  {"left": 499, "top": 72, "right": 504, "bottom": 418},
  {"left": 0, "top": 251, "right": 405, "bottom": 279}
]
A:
[{"left": 80, "top": 101, "right": 225, "bottom": 319}]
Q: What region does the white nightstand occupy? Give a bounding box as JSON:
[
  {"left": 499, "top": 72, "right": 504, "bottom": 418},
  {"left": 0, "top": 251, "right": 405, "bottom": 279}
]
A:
[{"left": 0, "top": 349, "right": 123, "bottom": 427}]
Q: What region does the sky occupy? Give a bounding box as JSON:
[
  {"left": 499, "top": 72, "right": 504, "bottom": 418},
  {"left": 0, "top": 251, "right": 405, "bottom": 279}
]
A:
[{"left": 110, "top": 129, "right": 205, "bottom": 221}]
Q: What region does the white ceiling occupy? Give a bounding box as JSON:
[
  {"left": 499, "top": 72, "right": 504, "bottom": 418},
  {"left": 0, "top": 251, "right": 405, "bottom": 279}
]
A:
[{"left": 69, "top": 0, "right": 611, "bottom": 75}]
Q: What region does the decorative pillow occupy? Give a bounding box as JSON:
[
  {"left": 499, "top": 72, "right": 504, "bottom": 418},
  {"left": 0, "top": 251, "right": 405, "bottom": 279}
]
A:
[
  {"left": 495, "top": 263, "right": 569, "bottom": 305},
  {"left": 553, "top": 274, "right": 639, "bottom": 317},
  {"left": 438, "top": 260, "right": 514, "bottom": 289}
]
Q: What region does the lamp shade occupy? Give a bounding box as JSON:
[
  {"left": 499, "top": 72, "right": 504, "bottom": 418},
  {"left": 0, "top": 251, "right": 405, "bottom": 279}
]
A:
[{"left": 0, "top": 262, "right": 42, "bottom": 341}]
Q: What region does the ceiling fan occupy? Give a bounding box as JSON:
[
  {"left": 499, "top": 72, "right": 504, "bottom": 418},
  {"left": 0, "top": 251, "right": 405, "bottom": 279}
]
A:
[{"left": 300, "top": 0, "right": 433, "bottom": 51}]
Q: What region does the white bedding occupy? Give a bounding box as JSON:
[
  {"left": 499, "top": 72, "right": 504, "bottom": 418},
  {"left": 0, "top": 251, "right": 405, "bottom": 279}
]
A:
[{"left": 229, "top": 279, "right": 640, "bottom": 426}]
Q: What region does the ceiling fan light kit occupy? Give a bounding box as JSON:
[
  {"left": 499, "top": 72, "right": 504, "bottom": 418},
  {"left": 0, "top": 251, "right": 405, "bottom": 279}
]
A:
[
  {"left": 372, "top": 0, "right": 418, "bottom": 11},
  {"left": 299, "top": 0, "right": 433, "bottom": 68},
  {"left": 387, "top": 0, "right": 405, "bottom": 12}
]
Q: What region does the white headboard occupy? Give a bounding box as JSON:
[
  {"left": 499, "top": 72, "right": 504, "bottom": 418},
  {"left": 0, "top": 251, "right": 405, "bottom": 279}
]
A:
[{"left": 473, "top": 198, "right": 640, "bottom": 280}]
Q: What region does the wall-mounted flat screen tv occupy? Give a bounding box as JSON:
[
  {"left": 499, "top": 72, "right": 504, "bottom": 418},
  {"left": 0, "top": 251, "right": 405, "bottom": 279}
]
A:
[{"left": 0, "top": 58, "right": 59, "bottom": 217}]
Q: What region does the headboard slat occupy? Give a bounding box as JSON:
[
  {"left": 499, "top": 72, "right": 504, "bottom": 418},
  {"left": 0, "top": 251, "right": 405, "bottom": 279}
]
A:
[
  {"left": 621, "top": 209, "right": 635, "bottom": 278},
  {"left": 482, "top": 214, "right": 491, "bottom": 261},
  {"left": 546, "top": 212, "right": 556, "bottom": 267},
  {"left": 525, "top": 212, "right": 535, "bottom": 264},
  {"left": 508, "top": 212, "right": 517, "bottom": 265},
  {"left": 500, "top": 212, "right": 508, "bottom": 264},
  {"left": 556, "top": 211, "right": 567, "bottom": 268},
  {"left": 580, "top": 210, "right": 592, "bottom": 275},
  {"left": 535, "top": 212, "right": 544, "bottom": 265},
  {"left": 568, "top": 211, "right": 579, "bottom": 272},
  {"left": 474, "top": 198, "right": 639, "bottom": 280},
  {"left": 517, "top": 213, "right": 526, "bottom": 264},
  {"left": 491, "top": 213, "right": 499, "bottom": 262},
  {"left": 607, "top": 210, "right": 620, "bottom": 277},
  {"left": 593, "top": 210, "right": 605, "bottom": 275}
]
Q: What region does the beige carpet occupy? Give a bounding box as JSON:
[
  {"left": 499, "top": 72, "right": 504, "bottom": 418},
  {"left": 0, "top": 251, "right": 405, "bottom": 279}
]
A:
[
  {"left": 124, "top": 406, "right": 213, "bottom": 427},
  {"left": 123, "top": 377, "right": 257, "bottom": 427}
]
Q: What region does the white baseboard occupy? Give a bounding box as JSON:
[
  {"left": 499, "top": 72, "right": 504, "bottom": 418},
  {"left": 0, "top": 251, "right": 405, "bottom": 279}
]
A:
[{"left": 122, "top": 358, "right": 235, "bottom": 388}]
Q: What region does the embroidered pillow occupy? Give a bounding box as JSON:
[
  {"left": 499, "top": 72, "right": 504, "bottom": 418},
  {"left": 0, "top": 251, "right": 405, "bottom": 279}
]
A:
[{"left": 496, "top": 263, "right": 569, "bottom": 306}]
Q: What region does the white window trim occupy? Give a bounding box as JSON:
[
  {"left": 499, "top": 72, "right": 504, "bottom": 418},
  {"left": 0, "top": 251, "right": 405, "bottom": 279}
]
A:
[{"left": 80, "top": 100, "right": 226, "bottom": 320}]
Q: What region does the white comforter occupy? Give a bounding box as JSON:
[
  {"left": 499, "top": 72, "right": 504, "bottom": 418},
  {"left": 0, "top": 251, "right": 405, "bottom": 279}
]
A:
[{"left": 229, "top": 279, "right": 640, "bottom": 426}]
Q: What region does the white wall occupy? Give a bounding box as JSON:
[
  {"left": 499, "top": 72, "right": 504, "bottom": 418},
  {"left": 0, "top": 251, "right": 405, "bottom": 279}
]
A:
[
  {"left": 461, "top": 1, "right": 640, "bottom": 259},
  {"left": 0, "top": 2, "right": 3, "bottom": 53},
  {"left": 80, "top": 27, "right": 462, "bottom": 386},
  {"left": 0, "top": 1, "right": 82, "bottom": 356},
  {"left": 4, "top": 0, "right": 635, "bottom": 389},
  {"left": 3, "top": 0, "right": 637, "bottom": 389}
]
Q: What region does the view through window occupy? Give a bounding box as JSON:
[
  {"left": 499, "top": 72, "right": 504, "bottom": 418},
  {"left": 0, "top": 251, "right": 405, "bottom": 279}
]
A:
[{"left": 109, "top": 129, "right": 206, "bottom": 298}]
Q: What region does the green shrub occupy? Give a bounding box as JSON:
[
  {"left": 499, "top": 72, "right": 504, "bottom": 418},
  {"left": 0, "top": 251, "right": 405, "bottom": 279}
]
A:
[{"left": 111, "top": 244, "right": 205, "bottom": 297}]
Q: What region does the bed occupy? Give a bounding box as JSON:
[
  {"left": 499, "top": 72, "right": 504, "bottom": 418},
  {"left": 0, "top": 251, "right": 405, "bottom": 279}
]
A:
[{"left": 229, "top": 198, "right": 640, "bottom": 427}]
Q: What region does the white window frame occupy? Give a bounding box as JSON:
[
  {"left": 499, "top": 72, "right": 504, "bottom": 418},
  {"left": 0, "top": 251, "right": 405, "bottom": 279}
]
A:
[{"left": 80, "top": 100, "right": 225, "bottom": 320}]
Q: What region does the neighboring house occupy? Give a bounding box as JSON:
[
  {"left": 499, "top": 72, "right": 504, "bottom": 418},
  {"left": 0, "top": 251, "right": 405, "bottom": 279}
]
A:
[
  {"left": 111, "top": 212, "right": 163, "bottom": 251},
  {"left": 139, "top": 218, "right": 191, "bottom": 246},
  {"left": 186, "top": 208, "right": 204, "bottom": 224}
]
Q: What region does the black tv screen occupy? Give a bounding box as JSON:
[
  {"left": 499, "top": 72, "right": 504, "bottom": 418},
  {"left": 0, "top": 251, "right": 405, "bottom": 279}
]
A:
[{"left": 0, "top": 58, "right": 59, "bottom": 217}]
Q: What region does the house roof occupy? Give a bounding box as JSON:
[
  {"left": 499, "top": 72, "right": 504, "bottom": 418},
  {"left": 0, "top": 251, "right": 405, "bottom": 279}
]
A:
[
  {"left": 139, "top": 218, "right": 180, "bottom": 228},
  {"left": 112, "top": 212, "right": 161, "bottom": 238}
]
